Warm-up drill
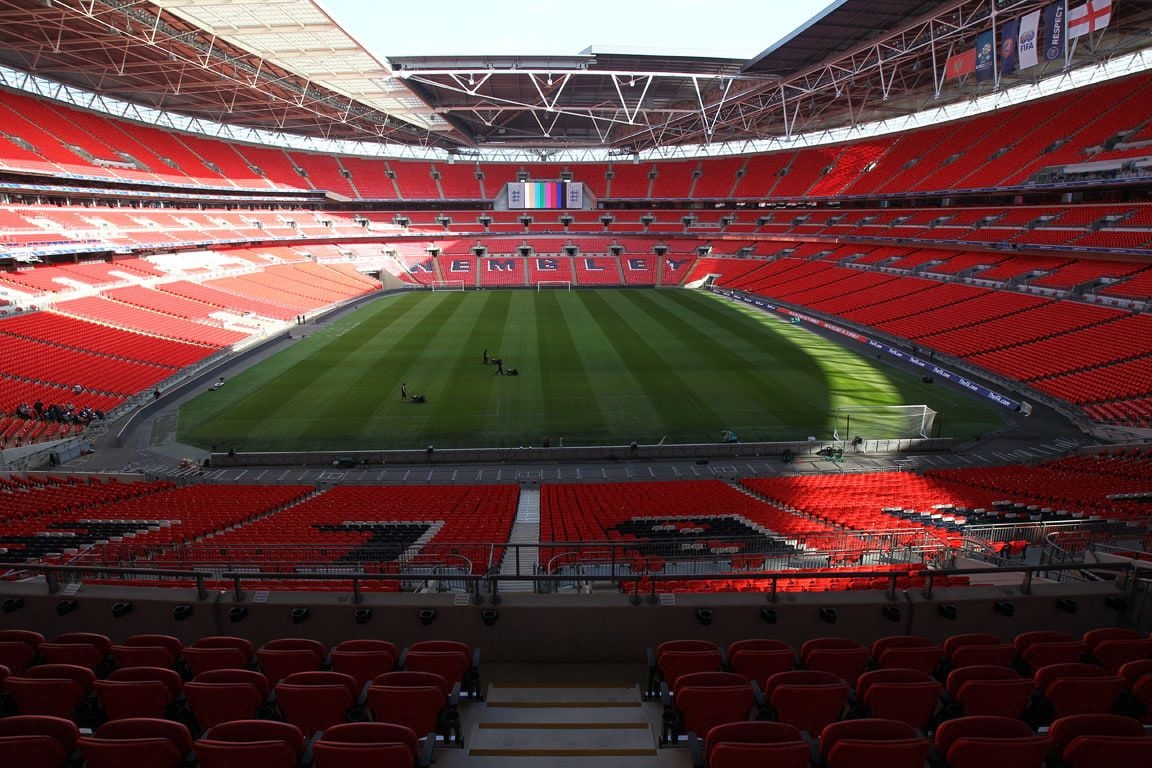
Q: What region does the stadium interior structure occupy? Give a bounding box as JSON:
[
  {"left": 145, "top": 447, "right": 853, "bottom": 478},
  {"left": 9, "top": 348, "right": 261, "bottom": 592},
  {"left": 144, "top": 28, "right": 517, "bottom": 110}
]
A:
[{"left": 1, "top": 0, "right": 1152, "bottom": 765}]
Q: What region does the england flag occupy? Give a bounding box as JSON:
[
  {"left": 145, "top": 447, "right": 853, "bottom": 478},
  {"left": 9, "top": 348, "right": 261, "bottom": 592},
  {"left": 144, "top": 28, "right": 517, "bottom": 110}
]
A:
[{"left": 1068, "top": 0, "right": 1112, "bottom": 39}]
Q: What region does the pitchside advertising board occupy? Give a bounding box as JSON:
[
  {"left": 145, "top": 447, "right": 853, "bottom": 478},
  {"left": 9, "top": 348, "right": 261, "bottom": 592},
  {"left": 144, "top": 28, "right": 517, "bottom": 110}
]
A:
[
  {"left": 712, "top": 289, "right": 1026, "bottom": 413},
  {"left": 506, "top": 181, "right": 584, "bottom": 209}
]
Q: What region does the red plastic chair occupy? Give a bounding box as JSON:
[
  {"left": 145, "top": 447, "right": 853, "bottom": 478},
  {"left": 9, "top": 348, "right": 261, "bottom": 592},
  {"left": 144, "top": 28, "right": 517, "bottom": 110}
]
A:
[
  {"left": 185, "top": 668, "right": 271, "bottom": 730},
  {"left": 95, "top": 666, "right": 182, "bottom": 720},
  {"left": 763, "top": 669, "right": 849, "bottom": 735},
  {"left": 696, "top": 720, "right": 809, "bottom": 768},
  {"left": 313, "top": 722, "right": 430, "bottom": 768},
  {"left": 183, "top": 636, "right": 254, "bottom": 677},
  {"left": 934, "top": 715, "right": 1048, "bottom": 768},
  {"left": 800, "top": 637, "right": 869, "bottom": 687},
  {"left": 257, "top": 637, "right": 326, "bottom": 685},
  {"left": 1033, "top": 663, "right": 1126, "bottom": 720},
  {"left": 330, "top": 639, "right": 398, "bottom": 689},
  {"left": 945, "top": 664, "right": 1033, "bottom": 719},
  {"left": 943, "top": 633, "right": 1014, "bottom": 668},
  {"left": 110, "top": 634, "right": 183, "bottom": 670},
  {"left": 1048, "top": 713, "right": 1152, "bottom": 768},
  {"left": 819, "top": 718, "right": 930, "bottom": 768},
  {"left": 367, "top": 670, "right": 460, "bottom": 745},
  {"left": 39, "top": 632, "right": 110, "bottom": 670},
  {"left": 662, "top": 671, "right": 756, "bottom": 745},
  {"left": 275, "top": 670, "right": 359, "bottom": 734},
  {"left": 194, "top": 719, "right": 305, "bottom": 768},
  {"left": 404, "top": 640, "right": 479, "bottom": 698},
  {"left": 855, "top": 667, "right": 942, "bottom": 729},
  {"left": 0, "top": 715, "right": 80, "bottom": 768},
  {"left": 0, "top": 630, "right": 43, "bottom": 673},
  {"left": 727, "top": 639, "right": 796, "bottom": 688},
  {"left": 78, "top": 717, "right": 192, "bottom": 768},
  {"left": 7, "top": 663, "right": 95, "bottom": 718}
]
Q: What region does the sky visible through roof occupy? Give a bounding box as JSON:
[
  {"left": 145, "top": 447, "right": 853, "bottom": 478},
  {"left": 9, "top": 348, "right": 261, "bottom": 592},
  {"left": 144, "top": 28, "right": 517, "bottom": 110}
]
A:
[{"left": 318, "top": 0, "right": 839, "bottom": 60}]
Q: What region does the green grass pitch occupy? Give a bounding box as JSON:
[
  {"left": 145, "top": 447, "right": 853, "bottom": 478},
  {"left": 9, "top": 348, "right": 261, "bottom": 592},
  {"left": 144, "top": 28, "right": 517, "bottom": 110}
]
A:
[{"left": 177, "top": 289, "right": 1006, "bottom": 451}]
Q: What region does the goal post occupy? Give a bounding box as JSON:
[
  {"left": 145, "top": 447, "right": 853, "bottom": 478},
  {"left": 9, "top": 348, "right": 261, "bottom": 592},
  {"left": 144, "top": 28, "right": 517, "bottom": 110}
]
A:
[
  {"left": 537, "top": 280, "right": 572, "bottom": 292},
  {"left": 429, "top": 279, "right": 466, "bottom": 291},
  {"left": 830, "top": 404, "right": 938, "bottom": 440}
]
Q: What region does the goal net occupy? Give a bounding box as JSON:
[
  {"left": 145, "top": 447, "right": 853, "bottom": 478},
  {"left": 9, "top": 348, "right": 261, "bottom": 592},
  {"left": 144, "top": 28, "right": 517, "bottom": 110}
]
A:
[
  {"left": 429, "top": 280, "right": 466, "bottom": 291},
  {"left": 537, "top": 280, "right": 572, "bottom": 291},
  {"left": 831, "top": 404, "right": 938, "bottom": 440}
]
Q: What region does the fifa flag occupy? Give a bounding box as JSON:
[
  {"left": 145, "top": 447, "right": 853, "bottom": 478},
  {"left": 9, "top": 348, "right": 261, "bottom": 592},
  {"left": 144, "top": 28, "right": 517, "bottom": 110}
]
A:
[
  {"left": 1041, "top": 0, "right": 1067, "bottom": 61},
  {"left": 944, "top": 49, "right": 977, "bottom": 80},
  {"left": 1000, "top": 17, "right": 1020, "bottom": 76},
  {"left": 1069, "top": 0, "right": 1112, "bottom": 39},
  {"left": 975, "top": 28, "right": 996, "bottom": 83},
  {"left": 1017, "top": 9, "right": 1041, "bottom": 70}
]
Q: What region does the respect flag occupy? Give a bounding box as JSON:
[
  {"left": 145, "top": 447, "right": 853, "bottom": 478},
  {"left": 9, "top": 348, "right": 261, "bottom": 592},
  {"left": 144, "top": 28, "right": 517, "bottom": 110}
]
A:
[
  {"left": 1000, "top": 17, "right": 1020, "bottom": 76},
  {"left": 1069, "top": 0, "right": 1113, "bottom": 39},
  {"left": 945, "top": 49, "right": 977, "bottom": 80},
  {"left": 975, "top": 28, "right": 996, "bottom": 83},
  {"left": 1041, "top": 0, "right": 1067, "bottom": 61},
  {"left": 1018, "top": 9, "right": 1041, "bottom": 70}
]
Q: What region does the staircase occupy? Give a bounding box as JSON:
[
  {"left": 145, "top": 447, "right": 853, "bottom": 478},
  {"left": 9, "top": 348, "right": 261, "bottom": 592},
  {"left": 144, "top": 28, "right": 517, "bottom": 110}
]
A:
[{"left": 498, "top": 485, "right": 541, "bottom": 592}]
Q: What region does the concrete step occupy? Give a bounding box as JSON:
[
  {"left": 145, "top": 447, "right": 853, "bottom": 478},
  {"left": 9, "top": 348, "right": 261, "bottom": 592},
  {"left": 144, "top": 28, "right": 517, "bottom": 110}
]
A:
[
  {"left": 467, "top": 721, "right": 657, "bottom": 757},
  {"left": 485, "top": 683, "right": 643, "bottom": 708}
]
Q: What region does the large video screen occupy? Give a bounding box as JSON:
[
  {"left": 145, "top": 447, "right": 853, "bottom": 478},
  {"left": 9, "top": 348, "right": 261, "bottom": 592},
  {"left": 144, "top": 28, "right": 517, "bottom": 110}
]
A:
[{"left": 507, "top": 181, "right": 583, "bottom": 209}]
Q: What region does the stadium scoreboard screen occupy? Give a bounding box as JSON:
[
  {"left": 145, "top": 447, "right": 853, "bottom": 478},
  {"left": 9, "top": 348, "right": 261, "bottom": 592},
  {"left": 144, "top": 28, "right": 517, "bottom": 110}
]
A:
[{"left": 507, "top": 181, "right": 584, "bottom": 209}]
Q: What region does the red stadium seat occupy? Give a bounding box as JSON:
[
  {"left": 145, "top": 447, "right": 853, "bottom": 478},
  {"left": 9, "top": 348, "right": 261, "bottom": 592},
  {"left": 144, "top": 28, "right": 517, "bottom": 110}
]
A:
[
  {"left": 647, "top": 639, "right": 723, "bottom": 697},
  {"left": 403, "top": 640, "right": 480, "bottom": 699},
  {"left": 314, "top": 722, "right": 432, "bottom": 768},
  {"left": 366, "top": 670, "right": 461, "bottom": 745},
  {"left": 256, "top": 637, "right": 327, "bottom": 684},
  {"left": 39, "top": 632, "right": 110, "bottom": 670},
  {"left": 661, "top": 671, "right": 757, "bottom": 745},
  {"left": 110, "top": 634, "right": 183, "bottom": 670},
  {"left": 94, "top": 666, "right": 182, "bottom": 720},
  {"left": 819, "top": 718, "right": 930, "bottom": 768},
  {"left": 0, "top": 630, "right": 43, "bottom": 674},
  {"left": 183, "top": 636, "right": 254, "bottom": 677},
  {"left": 871, "top": 635, "right": 945, "bottom": 676},
  {"left": 855, "top": 667, "right": 942, "bottom": 729},
  {"left": 330, "top": 639, "right": 398, "bottom": 689},
  {"left": 726, "top": 639, "right": 796, "bottom": 688},
  {"left": 6, "top": 663, "right": 95, "bottom": 718},
  {"left": 194, "top": 719, "right": 305, "bottom": 768},
  {"left": 0, "top": 715, "right": 80, "bottom": 768},
  {"left": 763, "top": 669, "right": 849, "bottom": 735},
  {"left": 945, "top": 664, "right": 1034, "bottom": 719},
  {"left": 693, "top": 721, "right": 809, "bottom": 768},
  {"left": 933, "top": 715, "right": 1048, "bottom": 768},
  {"left": 78, "top": 717, "right": 192, "bottom": 768},
  {"left": 274, "top": 670, "right": 360, "bottom": 734},
  {"left": 943, "top": 633, "right": 1014, "bottom": 668},
  {"left": 800, "top": 638, "right": 869, "bottom": 687},
  {"left": 1032, "top": 663, "right": 1126, "bottom": 722},
  {"left": 1048, "top": 713, "right": 1152, "bottom": 768},
  {"left": 184, "top": 668, "right": 271, "bottom": 730}
]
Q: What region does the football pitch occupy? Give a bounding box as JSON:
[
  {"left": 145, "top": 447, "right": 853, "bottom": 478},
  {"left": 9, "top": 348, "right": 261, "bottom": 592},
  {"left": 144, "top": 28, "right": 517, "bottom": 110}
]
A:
[{"left": 177, "top": 289, "right": 1006, "bottom": 452}]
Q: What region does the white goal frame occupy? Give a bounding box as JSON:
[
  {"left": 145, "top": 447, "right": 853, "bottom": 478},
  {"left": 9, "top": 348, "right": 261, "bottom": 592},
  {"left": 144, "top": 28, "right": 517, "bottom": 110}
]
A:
[
  {"left": 831, "top": 404, "right": 938, "bottom": 440},
  {"left": 537, "top": 280, "right": 572, "bottom": 291},
  {"left": 429, "top": 280, "right": 466, "bottom": 291}
]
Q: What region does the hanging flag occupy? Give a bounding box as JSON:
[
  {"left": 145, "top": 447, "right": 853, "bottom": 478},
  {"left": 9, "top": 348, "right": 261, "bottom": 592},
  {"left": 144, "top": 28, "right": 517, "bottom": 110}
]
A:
[
  {"left": 1041, "top": 0, "right": 1067, "bottom": 61},
  {"left": 975, "top": 28, "right": 996, "bottom": 82},
  {"left": 1018, "top": 9, "right": 1041, "bottom": 70},
  {"left": 1000, "top": 17, "right": 1020, "bottom": 76},
  {"left": 944, "top": 49, "right": 977, "bottom": 80},
  {"left": 1068, "top": 0, "right": 1113, "bottom": 39}
]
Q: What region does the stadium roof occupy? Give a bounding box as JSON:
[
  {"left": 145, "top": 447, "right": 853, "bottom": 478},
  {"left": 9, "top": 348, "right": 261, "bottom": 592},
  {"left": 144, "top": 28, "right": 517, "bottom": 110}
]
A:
[{"left": 0, "top": 0, "right": 1150, "bottom": 155}]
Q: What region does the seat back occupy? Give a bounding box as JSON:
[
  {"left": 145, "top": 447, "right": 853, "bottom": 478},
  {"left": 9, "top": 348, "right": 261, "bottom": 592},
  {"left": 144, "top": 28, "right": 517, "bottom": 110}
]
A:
[
  {"left": 802, "top": 647, "right": 869, "bottom": 686},
  {"left": 1048, "top": 713, "right": 1146, "bottom": 751},
  {"left": 0, "top": 715, "right": 79, "bottom": 768},
  {"left": 367, "top": 680, "right": 446, "bottom": 737},
  {"left": 274, "top": 671, "right": 358, "bottom": 734},
  {"left": 257, "top": 647, "right": 325, "bottom": 685},
  {"left": 95, "top": 677, "right": 176, "bottom": 720},
  {"left": 1021, "top": 641, "right": 1087, "bottom": 671},
  {"left": 79, "top": 718, "right": 192, "bottom": 768},
  {"left": 675, "top": 680, "right": 755, "bottom": 737},
  {"left": 659, "top": 649, "right": 725, "bottom": 690},
  {"left": 111, "top": 634, "right": 183, "bottom": 669},
  {"left": 195, "top": 719, "right": 305, "bottom": 768},
  {"left": 0, "top": 641, "right": 38, "bottom": 673},
  {"left": 728, "top": 648, "right": 795, "bottom": 687},
  {"left": 184, "top": 670, "right": 270, "bottom": 730},
  {"left": 1092, "top": 638, "right": 1152, "bottom": 674},
  {"left": 766, "top": 671, "right": 849, "bottom": 734},
  {"left": 315, "top": 722, "right": 420, "bottom": 768},
  {"left": 184, "top": 646, "right": 251, "bottom": 677},
  {"left": 403, "top": 650, "right": 469, "bottom": 689},
  {"left": 821, "top": 719, "right": 927, "bottom": 768},
  {"left": 8, "top": 665, "right": 94, "bottom": 718},
  {"left": 331, "top": 640, "right": 397, "bottom": 689},
  {"left": 859, "top": 678, "right": 942, "bottom": 729},
  {"left": 709, "top": 741, "right": 809, "bottom": 768}
]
